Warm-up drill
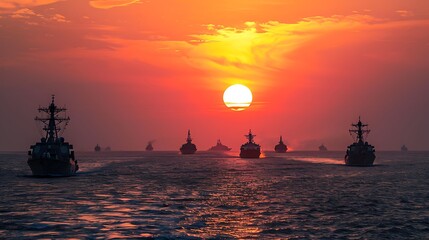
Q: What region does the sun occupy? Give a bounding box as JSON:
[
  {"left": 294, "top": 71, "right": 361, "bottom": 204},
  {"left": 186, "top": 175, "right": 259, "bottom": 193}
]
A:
[{"left": 223, "top": 84, "right": 253, "bottom": 111}]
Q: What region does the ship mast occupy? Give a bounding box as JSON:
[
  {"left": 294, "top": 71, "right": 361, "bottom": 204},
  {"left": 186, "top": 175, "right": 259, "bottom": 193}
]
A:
[
  {"left": 35, "top": 95, "right": 70, "bottom": 143},
  {"left": 245, "top": 129, "right": 255, "bottom": 143},
  {"left": 349, "top": 116, "right": 370, "bottom": 143},
  {"left": 186, "top": 129, "right": 193, "bottom": 143},
  {"left": 279, "top": 136, "right": 283, "bottom": 144}
]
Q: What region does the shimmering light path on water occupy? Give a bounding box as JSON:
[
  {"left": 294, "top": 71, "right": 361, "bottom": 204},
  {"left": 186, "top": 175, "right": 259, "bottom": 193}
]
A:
[{"left": 0, "top": 151, "right": 428, "bottom": 239}]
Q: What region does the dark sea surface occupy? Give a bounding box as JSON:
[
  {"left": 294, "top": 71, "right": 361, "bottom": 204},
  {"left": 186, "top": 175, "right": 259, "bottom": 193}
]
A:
[{"left": 0, "top": 151, "right": 428, "bottom": 239}]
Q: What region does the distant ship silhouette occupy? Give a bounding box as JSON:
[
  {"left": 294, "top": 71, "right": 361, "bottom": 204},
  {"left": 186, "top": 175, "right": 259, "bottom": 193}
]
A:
[
  {"left": 209, "top": 139, "right": 231, "bottom": 151},
  {"left": 319, "top": 144, "right": 328, "bottom": 151},
  {"left": 240, "top": 129, "right": 261, "bottom": 158},
  {"left": 345, "top": 117, "right": 376, "bottom": 166},
  {"left": 27, "top": 95, "right": 78, "bottom": 176},
  {"left": 401, "top": 145, "right": 408, "bottom": 152},
  {"left": 94, "top": 144, "right": 101, "bottom": 152},
  {"left": 180, "top": 130, "right": 197, "bottom": 154},
  {"left": 146, "top": 141, "right": 154, "bottom": 151},
  {"left": 274, "top": 136, "right": 287, "bottom": 153}
]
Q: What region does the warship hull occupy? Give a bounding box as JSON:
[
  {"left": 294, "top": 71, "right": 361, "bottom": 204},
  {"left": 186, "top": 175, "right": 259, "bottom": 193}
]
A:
[
  {"left": 209, "top": 146, "right": 231, "bottom": 152},
  {"left": 180, "top": 144, "right": 197, "bottom": 154},
  {"left": 209, "top": 149, "right": 231, "bottom": 152},
  {"left": 240, "top": 149, "right": 261, "bottom": 158},
  {"left": 274, "top": 146, "right": 287, "bottom": 153},
  {"left": 345, "top": 149, "right": 375, "bottom": 166},
  {"left": 180, "top": 149, "right": 196, "bottom": 154},
  {"left": 28, "top": 158, "right": 78, "bottom": 177}
]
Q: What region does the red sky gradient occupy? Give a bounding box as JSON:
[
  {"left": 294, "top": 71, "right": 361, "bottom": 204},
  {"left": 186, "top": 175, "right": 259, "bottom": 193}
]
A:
[{"left": 1, "top": 0, "right": 429, "bottom": 151}]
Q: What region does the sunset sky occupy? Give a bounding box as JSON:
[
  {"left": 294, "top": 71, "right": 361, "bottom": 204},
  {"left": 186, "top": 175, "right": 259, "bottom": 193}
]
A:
[{"left": 1, "top": 0, "right": 429, "bottom": 151}]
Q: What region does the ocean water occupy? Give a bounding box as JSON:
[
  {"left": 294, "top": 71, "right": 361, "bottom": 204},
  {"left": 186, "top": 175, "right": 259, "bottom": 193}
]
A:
[{"left": 0, "top": 151, "right": 428, "bottom": 239}]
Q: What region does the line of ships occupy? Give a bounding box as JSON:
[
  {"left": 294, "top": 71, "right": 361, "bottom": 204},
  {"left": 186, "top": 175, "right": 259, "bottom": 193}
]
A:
[{"left": 27, "top": 96, "right": 409, "bottom": 176}]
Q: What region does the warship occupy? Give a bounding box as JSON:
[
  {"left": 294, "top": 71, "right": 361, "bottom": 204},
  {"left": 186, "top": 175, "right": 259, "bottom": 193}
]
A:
[
  {"left": 319, "top": 144, "right": 328, "bottom": 151},
  {"left": 274, "top": 136, "right": 288, "bottom": 153},
  {"left": 345, "top": 117, "right": 376, "bottom": 166},
  {"left": 209, "top": 139, "right": 231, "bottom": 151},
  {"left": 27, "top": 95, "right": 78, "bottom": 176},
  {"left": 401, "top": 145, "right": 408, "bottom": 152},
  {"left": 240, "top": 129, "right": 261, "bottom": 158},
  {"left": 180, "top": 130, "right": 197, "bottom": 154},
  {"left": 146, "top": 141, "right": 154, "bottom": 151},
  {"left": 94, "top": 144, "right": 101, "bottom": 152}
]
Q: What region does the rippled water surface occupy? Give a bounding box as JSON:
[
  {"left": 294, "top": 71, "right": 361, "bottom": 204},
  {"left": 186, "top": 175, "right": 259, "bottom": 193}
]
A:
[{"left": 0, "top": 151, "right": 428, "bottom": 239}]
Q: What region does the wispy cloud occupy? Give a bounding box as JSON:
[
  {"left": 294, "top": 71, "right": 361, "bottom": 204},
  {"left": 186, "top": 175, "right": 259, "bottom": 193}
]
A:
[
  {"left": 11, "top": 8, "right": 41, "bottom": 18},
  {"left": 10, "top": 7, "right": 69, "bottom": 24},
  {"left": 396, "top": 10, "right": 414, "bottom": 17},
  {"left": 89, "top": 0, "right": 141, "bottom": 9},
  {"left": 0, "top": 0, "right": 60, "bottom": 11}
]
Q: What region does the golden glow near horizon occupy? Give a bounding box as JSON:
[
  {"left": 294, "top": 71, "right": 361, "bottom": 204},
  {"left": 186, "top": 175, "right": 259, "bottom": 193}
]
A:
[{"left": 223, "top": 84, "right": 253, "bottom": 111}]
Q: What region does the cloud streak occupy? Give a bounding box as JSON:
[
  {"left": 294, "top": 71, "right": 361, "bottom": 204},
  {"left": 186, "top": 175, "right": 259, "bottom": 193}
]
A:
[
  {"left": 10, "top": 7, "right": 68, "bottom": 23},
  {"left": 89, "top": 0, "right": 141, "bottom": 9},
  {"left": 0, "top": 0, "right": 60, "bottom": 11}
]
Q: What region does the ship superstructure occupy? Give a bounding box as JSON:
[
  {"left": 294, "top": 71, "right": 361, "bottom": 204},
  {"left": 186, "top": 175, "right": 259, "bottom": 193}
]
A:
[
  {"left": 27, "top": 95, "right": 78, "bottom": 176},
  {"left": 345, "top": 117, "right": 376, "bottom": 166}
]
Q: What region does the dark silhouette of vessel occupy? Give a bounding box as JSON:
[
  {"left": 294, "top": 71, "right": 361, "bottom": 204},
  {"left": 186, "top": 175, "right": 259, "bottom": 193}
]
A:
[
  {"left": 180, "top": 130, "right": 197, "bottom": 154},
  {"left": 27, "top": 95, "right": 78, "bottom": 176},
  {"left": 274, "top": 136, "right": 288, "bottom": 153},
  {"left": 319, "top": 144, "right": 328, "bottom": 151},
  {"left": 146, "top": 141, "right": 154, "bottom": 151},
  {"left": 105, "top": 146, "right": 111, "bottom": 151},
  {"left": 240, "top": 129, "right": 261, "bottom": 158},
  {"left": 209, "top": 139, "right": 232, "bottom": 151},
  {"left": 401, "top": 145, "right": 408, "bottom": 152},
  {"left": 345, "top": 117, "right": 376, "bottom": 166},
  {"left": 94, "top": 144, "right": 101, "bottom": 152}
]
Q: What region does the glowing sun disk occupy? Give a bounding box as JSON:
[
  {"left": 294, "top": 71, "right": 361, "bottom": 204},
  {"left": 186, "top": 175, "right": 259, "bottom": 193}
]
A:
[{"left": 223, "top": 84, "right": 253, "bottom": 111}]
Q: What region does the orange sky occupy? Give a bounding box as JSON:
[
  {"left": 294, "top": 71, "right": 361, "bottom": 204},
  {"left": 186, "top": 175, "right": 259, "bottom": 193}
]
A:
[{"left": 1, "top": 0, "right": 429, "bottom": 151}]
